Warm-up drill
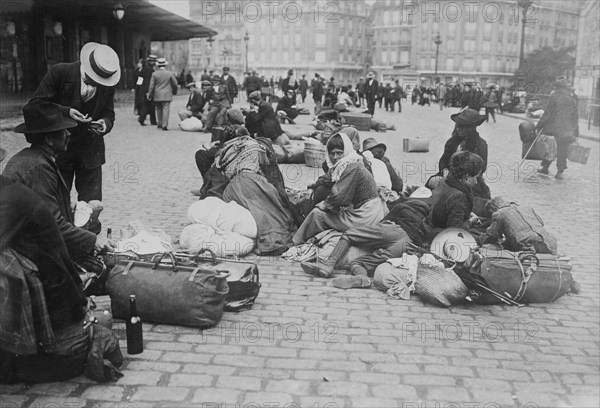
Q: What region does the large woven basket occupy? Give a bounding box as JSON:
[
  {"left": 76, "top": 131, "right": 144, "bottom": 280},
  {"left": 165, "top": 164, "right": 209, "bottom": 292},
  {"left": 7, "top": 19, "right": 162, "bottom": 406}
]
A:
[{"left": 304, "top": 143, "right": 327, "bottom": 168}]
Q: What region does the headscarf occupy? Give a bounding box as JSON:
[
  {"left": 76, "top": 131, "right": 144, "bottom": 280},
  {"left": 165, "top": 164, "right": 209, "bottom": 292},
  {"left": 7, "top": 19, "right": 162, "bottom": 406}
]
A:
[{"left": 326, "top": 132, "right": 362, "bottom": 182}]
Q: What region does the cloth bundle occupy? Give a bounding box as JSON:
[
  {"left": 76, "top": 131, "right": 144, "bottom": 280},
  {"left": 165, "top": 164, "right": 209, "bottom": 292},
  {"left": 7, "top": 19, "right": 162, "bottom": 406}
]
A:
[{"left": 215, "top": 136, "right": 268, "bottom": 179}]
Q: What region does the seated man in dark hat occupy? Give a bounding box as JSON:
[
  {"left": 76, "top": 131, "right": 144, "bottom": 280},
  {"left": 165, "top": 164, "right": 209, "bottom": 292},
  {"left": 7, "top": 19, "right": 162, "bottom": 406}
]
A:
[
  {"left": 3, "top": 101, "right": 114, "bottom": 262},
  {"left": 481, "top": 196, "right": 558, "bottom": 254},
  {"left": 178, "top": 80, "right": 212, "bottom": 123},
  {"left": 276, "top": 89, "right": 299, "bottom": 124}
]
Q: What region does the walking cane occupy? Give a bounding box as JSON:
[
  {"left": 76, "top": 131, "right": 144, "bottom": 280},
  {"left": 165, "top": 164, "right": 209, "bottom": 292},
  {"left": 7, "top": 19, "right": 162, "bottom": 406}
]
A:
[{"left": 519, "top": 127, "right": 544, "bottom": 168}]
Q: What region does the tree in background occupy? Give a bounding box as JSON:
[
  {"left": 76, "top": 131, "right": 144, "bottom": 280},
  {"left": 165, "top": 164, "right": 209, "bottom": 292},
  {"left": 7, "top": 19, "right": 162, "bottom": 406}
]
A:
[{"left": 516, "top": 46, "right": 576, "bottom": 96}]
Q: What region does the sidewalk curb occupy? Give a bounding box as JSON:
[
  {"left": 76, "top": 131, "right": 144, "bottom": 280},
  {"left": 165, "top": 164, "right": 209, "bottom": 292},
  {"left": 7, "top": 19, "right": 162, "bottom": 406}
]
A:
[{"left": 500, "top": 112, "right": 600, "bottom": 143}]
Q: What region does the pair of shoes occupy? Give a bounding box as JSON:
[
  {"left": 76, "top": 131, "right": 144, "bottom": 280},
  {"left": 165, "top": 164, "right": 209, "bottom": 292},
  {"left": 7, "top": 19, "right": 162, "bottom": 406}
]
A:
[
  {"left": 138, "top": 120, "right": 146, "bottom": 126},
  {"left": 332, "top": 275, "right": 372, "bottom": 289},
  {"left": 157, "top": 125, "right": 163, "bottom": 130},
  {"left": 300, "top": 261, "right": 334, "bottom": 278},
  {"left": 555, "top": 171, "right": 564, "bottom": 180},
  {"left": 190, "top": 189, "right": 202, "bottom": 196},
  {"left": 162, "top": 127, "right": 168, "bottom": 131},
  {"left": 288, "top": 119, "right": 296, "bottom": 125},
  {"left": 537, "top": 167, "right": 549, "bottom": 175}
]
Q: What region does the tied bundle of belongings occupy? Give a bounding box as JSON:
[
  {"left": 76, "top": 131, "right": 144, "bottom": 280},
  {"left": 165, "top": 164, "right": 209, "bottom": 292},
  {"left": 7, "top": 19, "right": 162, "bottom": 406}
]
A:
[
  {"left": 215, "top": 136, "right": 268, "bottom": 179},
  {"left": 282, "top": 229, "right": 370, "bottom": 269},
  {"left": 373, "top": 254, "right": 419, "bottom": 300},
  {"left": 414, "top": 253, "right": 470, "bottom": 307},
  {"left": 465, "top": 244, "right": 576, "bottom": 305}
]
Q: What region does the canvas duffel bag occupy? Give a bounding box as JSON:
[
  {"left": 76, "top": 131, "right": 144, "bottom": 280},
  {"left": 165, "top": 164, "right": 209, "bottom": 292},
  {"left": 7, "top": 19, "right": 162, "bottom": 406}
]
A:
[
  {"left": 190, "top": 249, "right": 261, "bottom": 312},
  {"left": 107, "top": 252, "right": 229, "bottom": 328},
  {"left": 470, "top": 246, "right": 574, "bottom": 304}
]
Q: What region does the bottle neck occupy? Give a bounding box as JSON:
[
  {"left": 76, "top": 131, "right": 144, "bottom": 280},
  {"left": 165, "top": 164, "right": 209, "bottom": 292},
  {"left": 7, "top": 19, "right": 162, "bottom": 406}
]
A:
[{"left": 129, "top": 298, "right": 138, "bottom": 316}]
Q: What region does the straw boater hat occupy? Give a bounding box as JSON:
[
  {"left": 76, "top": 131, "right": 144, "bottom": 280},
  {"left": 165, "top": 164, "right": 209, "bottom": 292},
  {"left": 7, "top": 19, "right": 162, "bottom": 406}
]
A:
[
  {"left": 80, "top": 42, "right": 121, "bottom": 87},
  {"left": 156, "top": 58, "right": 168, "bottom": 67},
  {"left": 450, "top": 108, "right": 487, "bottom": 127},
  {"left": 430, "top": 228, "right": 478, "bottom": 263},
  {"left": 14, "top": 101, "right": 77, "bottom": 134}
]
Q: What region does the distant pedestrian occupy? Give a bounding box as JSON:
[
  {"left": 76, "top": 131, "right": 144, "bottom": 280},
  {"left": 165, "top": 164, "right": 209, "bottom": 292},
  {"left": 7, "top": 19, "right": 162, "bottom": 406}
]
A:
[
  {"left": 435, "top": 79, "right": 446, "bottom": 111},
  {"left": 357, "top": 77, "right": 366, "bottom": 107},
  {"left": 281, "top": 69, "right": 298, "bottom": 94},
  {"left": 364, "top": 72, "right": 379, "bottom": 116},
  {"left": 536, "top": 76, "right": 579, "bottom": 180},
  {"left": 221, "top": 66, "right": 238, "bottom": 104},
  {"left": 243, "top": 70, "right": 262, "bottom": 100},
  {"left": 312, "top": 73, "right": 324, "bottom": 114},
  {"left": 393, "top": 80, "right": 404, "bottom": 113},
  {"left": 298, "top": 74, "right": 309, "bottom": 103},
  {"left": 147, "top": 57, "right": 178, "bottom": 130},
  {"left": 139, "top": 55, "right": 157, "bottom": 126}
]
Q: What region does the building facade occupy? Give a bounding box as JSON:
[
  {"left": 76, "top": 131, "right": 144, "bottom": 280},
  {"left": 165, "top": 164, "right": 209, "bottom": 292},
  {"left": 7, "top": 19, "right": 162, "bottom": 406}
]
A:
[
  {"left": 573, "top": 0, "right": 600, "bottom": 125},
  {"left": 368, "top": 0, "right": 580, "bottom": 89},
  {"left": 188, "top": 0, "right": 369, "bottom": 85}
]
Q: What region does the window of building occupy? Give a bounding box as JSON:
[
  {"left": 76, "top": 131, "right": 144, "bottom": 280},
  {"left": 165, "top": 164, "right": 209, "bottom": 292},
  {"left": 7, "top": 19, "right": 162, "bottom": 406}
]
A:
[
  {"left": 400, "top": 50, "right": 409, "bottom": 64},
  {"left": 447, "top": 39, "right": 455, "bottom": 52},
  {"left": 465, "top": 39, "right": 476, "bottom": 52},
  {"left": 315, "top": 50, "right": 326, "bottom": 62},
  {"left": 316, "top": 32, "right": 326, "bottom": 47},
  {"left": 283, "top": 34, "right": 289, "bottom": 47},
  {"left": 384, "top": 10, "right": 391, "bottom": 25},
  {"left": 465, "top": 22, "right": 477, "bottom": 35},
  {"left": 382, "top": 50, "right": 388, "bottom": 64},
  {"left": 481, "top": 58, "right": 490, "bottom": 71},
  {"left": 391, "top": 50, "right": 398, "bottom": 63},
  {"left": 483, "top": 41, "right": 490, "bottom": 53},
  {"left": 446, "top": 58, "right": 454, "bottom": 70},
  {"left": 463, "top": 58, "right": 475, "bottom": 71},
  {"left": 295, "top": 33, "right": 301, "bottom": 47}
]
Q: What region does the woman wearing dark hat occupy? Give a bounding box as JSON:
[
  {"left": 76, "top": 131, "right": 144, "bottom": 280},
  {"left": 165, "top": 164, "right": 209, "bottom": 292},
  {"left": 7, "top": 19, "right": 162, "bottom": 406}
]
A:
[{"left": 428, "top": 108, "right": 491, "bottom": 199}]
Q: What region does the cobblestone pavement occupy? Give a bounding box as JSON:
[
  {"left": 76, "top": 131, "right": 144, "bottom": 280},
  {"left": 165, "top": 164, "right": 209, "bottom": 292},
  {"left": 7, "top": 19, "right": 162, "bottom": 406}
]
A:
[{"left": 0, "top": 95, "right": 598, "bottom": 408}]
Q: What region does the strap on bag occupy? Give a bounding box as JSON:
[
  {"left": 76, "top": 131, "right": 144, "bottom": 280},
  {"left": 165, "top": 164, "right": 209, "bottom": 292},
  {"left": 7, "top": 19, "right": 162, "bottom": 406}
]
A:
[
  {"left": 151, "top": 252, "right": 178, "bottom": 272},
  {"left": 194, "top": 248, "right": 218, "bottom": 265},
  {"left": 549, "top": 257, "right": 564, "bottom": 303},
  {"left": 513, "top": 251, "right": 539, "bottom": 302}
]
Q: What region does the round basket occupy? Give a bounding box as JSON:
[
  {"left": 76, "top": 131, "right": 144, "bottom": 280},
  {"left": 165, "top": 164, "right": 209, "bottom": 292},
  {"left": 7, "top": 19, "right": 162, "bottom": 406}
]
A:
[{"left": 304, "top": 143, "right": 327, "bottom": 168}]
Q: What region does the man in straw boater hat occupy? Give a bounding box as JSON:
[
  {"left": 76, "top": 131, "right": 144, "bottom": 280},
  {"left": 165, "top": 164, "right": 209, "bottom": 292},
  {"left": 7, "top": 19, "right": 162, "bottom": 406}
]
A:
[
  {"left": 3, "top": 101, "right": 114, "bottom": 262},
  {"left": 28, "top": 42, "right": 120, "bottom": 233}
]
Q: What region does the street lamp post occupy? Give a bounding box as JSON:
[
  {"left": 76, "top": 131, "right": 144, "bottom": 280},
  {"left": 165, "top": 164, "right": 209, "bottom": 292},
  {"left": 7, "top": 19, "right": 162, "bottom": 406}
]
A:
[
  {"left": 433, "top": 32, "right": 442, "bottom": 80},
  {"left": 517, "top": 0, "right": 531, "bottom": 70},
  {"left": 243, "top": 31, "right": 249, "bottom": 73},
  {"left": 206, "top": 36, "right": 214, "bottom": 67}
]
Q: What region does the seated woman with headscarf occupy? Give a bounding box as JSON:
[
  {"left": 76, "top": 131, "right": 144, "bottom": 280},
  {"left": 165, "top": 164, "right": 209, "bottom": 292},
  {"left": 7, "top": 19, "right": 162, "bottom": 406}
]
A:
[
  {"left": 292, "top": 133, "right": 387, "bottom": 245},
  {"left": 427, "top": 108, "right": 491, "bottom": 200},
  {"left": 423, "top": 151, "right": 485, "bottom": 243}
]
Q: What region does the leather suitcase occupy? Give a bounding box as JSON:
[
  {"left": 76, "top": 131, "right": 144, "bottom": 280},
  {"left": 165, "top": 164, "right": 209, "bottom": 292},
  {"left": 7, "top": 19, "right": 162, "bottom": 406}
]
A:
[
  {"left": 567, "top": 141, "right": 590, "bottom": 165},
  {"left": 190, "top": 249, "right": 261, "bottom": 312},
  {"left": 470, "top": 246, "right": 573, "bottom": 304},
  {"left": 403, "top": 138, "right": 429, "bottom": 152},
  {"left": 107, "top": 252, "right": 229, "bottom": 328}
]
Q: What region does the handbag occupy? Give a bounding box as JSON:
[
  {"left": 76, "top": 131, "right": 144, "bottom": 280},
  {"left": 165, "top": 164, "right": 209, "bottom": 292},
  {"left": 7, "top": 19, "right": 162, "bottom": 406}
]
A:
[
  {"left": 468, "top": 246, "right": 574, "bottom": 304},
  {"left": 567, "top": 140, "right": 590, "bottom": 165},
  {"left": 189, "top": 249, "right": 261, "bottom": 312},
  {"left": 107, "top": 252, "right": 229, "bottom": 328}
]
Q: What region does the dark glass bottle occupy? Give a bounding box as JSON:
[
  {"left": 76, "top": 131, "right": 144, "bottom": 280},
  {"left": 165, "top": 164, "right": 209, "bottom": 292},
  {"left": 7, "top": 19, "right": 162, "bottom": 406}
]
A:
[{"left": 126, "top": 294, "right": 143, "bottom": 354}]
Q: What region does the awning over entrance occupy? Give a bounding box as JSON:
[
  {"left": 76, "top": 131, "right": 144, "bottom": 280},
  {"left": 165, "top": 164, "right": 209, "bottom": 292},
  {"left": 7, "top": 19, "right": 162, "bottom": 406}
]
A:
[{"left": 109, "top": 0, "right": 217, "bottom": 41}]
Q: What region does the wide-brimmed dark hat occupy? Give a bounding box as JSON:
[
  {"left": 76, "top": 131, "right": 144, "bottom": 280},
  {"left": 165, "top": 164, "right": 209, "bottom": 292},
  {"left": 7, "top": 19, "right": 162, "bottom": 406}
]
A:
[
  {"left": 80, "top": 42, "right": 120, "bottom": 87},
  {"left": 451, "top": 108, "right": 487, "bottom": 127},
  {"left": 362, "top": 137, "right": 387, "bottom": 153},
  {"left": 14, "top": 101, "right": 77, "bottom": 134}
]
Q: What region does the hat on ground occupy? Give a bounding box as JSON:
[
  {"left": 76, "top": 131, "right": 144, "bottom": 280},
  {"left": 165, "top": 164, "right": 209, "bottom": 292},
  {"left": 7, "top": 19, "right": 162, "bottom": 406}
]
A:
[
  {"left": 450, "top": 108, "right": 487, "bottom": 127},
  {"left": 249, "top": 90, "right": 262, "bottom": 102},
  {"left": 430, "top": 228, "right": 478, "bottom": 263},
  {"left": 80, "top": 42, "right": 121, "bottom": 87},
  {"left": 362, "top": 137, "right": 387, "bottom": 153},
  {"left": 0, "top": 147, "right": 6, "bottom": 162},
  {"left": 14, "top": 101, "right": 77, "bottom": 134},
  {"left": 156, "top": 58, "right": 168, "bottom": 67}
]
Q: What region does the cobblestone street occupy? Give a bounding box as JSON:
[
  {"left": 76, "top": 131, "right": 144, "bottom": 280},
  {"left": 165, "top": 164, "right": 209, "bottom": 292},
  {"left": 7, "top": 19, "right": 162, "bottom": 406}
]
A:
[{"left": 1, "top": 95, "right": 599, "bottom": 408}]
